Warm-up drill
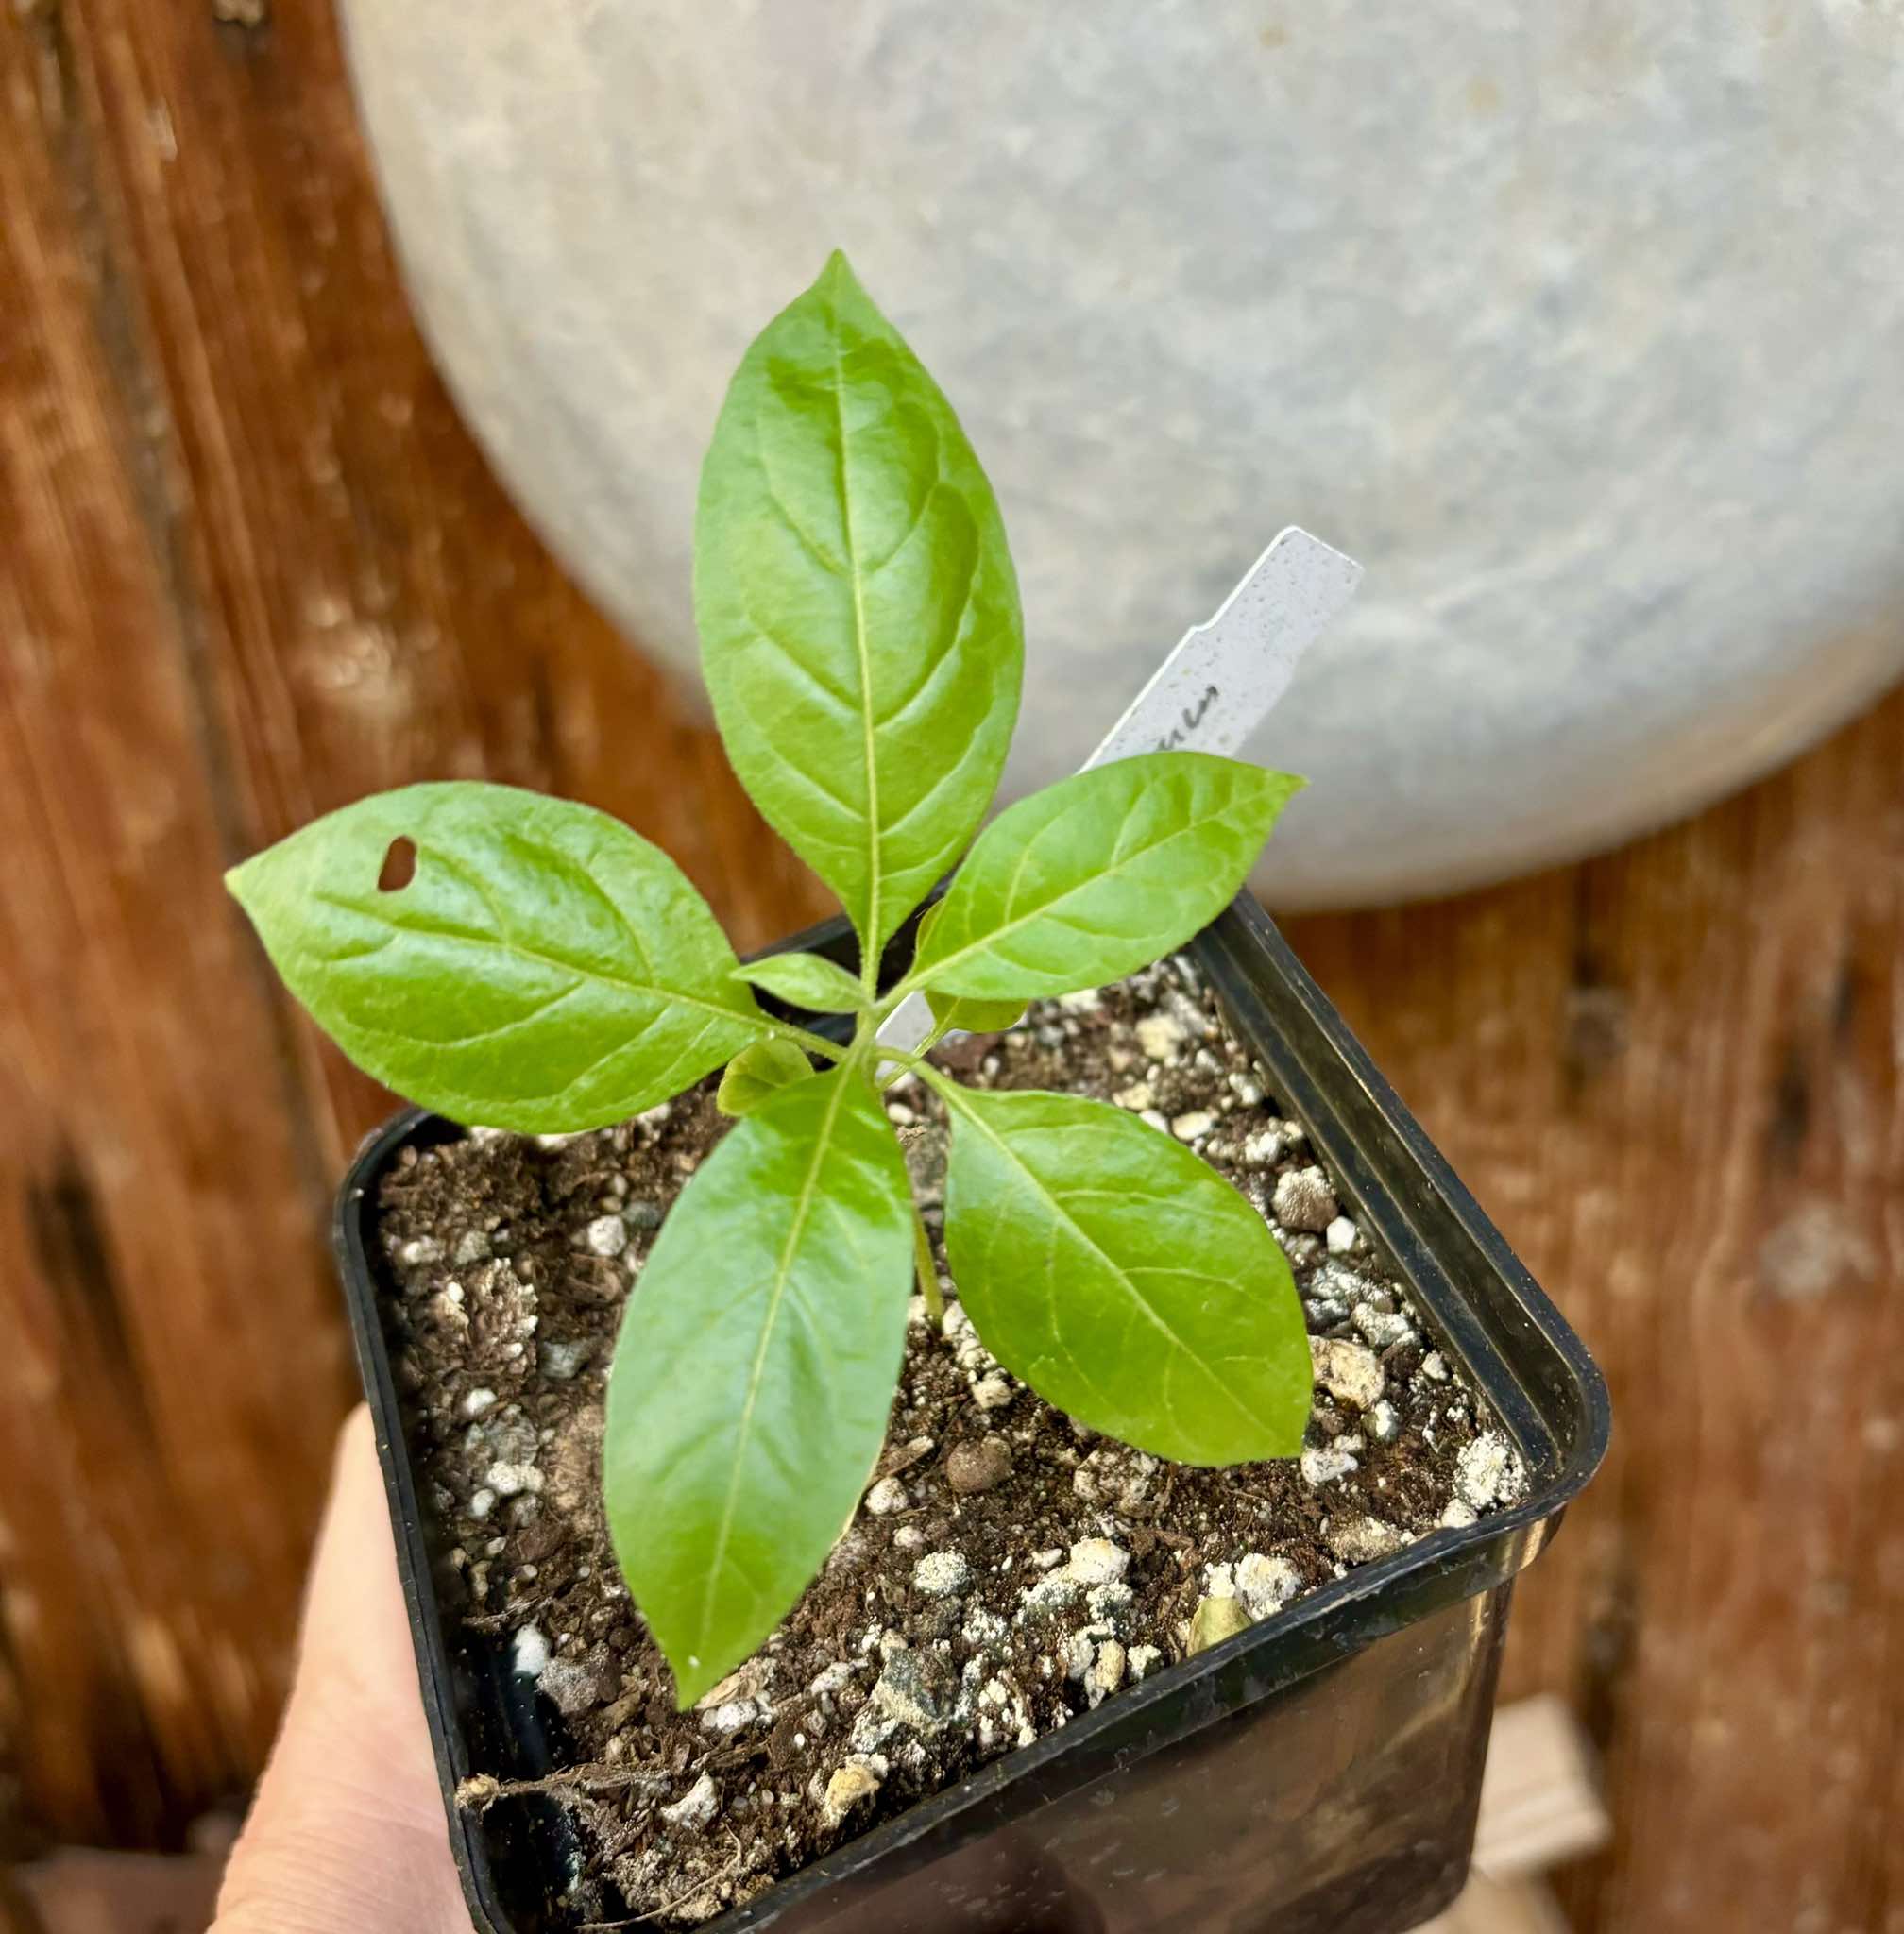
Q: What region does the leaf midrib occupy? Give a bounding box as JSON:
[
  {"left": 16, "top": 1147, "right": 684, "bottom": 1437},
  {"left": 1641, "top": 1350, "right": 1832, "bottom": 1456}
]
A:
[
  {"left": 696, "top": 1073, "right": 856, "bottom": 1654},
  {"left": 830, "top": 306, "right": 883, "bottom": 967},
  {"left": 308, "top": 888, "right": 758, "bottom": 1041},
  {"left": 920, "top": 791, "right": 1259, "bottom": 989}
]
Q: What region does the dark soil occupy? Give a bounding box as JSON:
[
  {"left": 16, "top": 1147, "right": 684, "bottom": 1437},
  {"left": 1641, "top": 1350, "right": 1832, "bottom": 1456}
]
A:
[{"left": 374, "top": 957, "right": 1525, "bottom": 1926}]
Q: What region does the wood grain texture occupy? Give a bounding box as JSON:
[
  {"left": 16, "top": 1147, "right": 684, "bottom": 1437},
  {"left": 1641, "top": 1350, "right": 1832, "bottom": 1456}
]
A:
[
  {"left": 1284, "top": 679, "right": 1904, "bottom": 1934},
  {"left": 2, "top": 1, "right": 1900, "bottom": 1927},
  {"left": 0, "top": 0, "right": 824, "bottom": 1851}
]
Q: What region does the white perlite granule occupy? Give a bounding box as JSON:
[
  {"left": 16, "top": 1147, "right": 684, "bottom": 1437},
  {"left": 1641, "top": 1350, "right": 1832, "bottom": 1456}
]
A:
[{"left": 912, "top": 1552, "right": 973, "bottom": 1598}]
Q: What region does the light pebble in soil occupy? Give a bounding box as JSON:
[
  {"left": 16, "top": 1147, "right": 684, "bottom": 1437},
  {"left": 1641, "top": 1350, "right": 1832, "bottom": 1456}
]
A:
[
  {"left": 1353, "top": 1303, "right": 1416, "bottom": 1350},
  {"left": 660, "top": 1773, "right": 720, "bottom": 1831},
  {"left": 821, "top": 1762, "right": 880, "bottom": 1825},
  {"left": 1087, "top": 1639, "right": 1127, "bottom": 1706},
  {"left": 1235, "top": 1552, "right": 1301, "bottom": 1619},
  {"left": 1310, "top": 1336, "right": 1385, "bottom": 1410},
  {"left": 1456, "top": 1434, "right": 1521, "bottom": 1510},
  {"left": 945, "top": 1437, "right": 1012, "bottom": 1495},
  {"left": 1064, "top": 1538, "right": 1130, "bottom": 1586},
  {"left": 1133, "top": 1013, "right": 1185, "bottom": 1061},
  {"left": 584, "top": 1214, "right": 628, "bottom": 1258},
  {"left": 538, "top": 1338, "right": 590, "bottom": 1381},
  {"left": 871, "top": 1652, "right": 947, "bottom": 1731},
  {"left": 1327, "top": 1518, "right": 1409, "bottom": 1564},
  {"left": 912, "top": 1552, "right": 973, "bottom": 1598},
  {"left": 486, "top": 1460, "right": 541, "bottom": 1498},
  {"left": 1301, "top": 1446, "right": 1358, "bottom": 1485},
  {"left": 1273, "top": 1166, "right": 1338, "bottom": 1233},
  {"left": 864, "top": 1477, "right": 909, "bottom": 1516}
]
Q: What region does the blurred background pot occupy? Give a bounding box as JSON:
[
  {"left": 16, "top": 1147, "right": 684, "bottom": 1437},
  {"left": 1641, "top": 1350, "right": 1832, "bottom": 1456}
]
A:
[{"left": 340, "top": 1, "right": 1904, "bottom": 908}]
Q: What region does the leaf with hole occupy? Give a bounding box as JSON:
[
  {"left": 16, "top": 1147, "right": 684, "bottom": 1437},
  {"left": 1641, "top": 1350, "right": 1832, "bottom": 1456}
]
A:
[
  {"left": 604, "top": 1072, "right": 914, "bottom": 1705},
  {"left": 910, "top": 753, "right": 1301, "bottom": 1002},
  {"left": 695, "top": 250, "right": 1023, "bottom": 959},
  {"left": 731, "top": 951, "right": 869, "bottom": 1013},
  {"left": 225, "top": 782, "right": 764, "bottom": 1132},
  {"left": 940, "top": 1085, "right": 1311, "bottom": 1464},
  {"left": 716, "top": 1038, "right": 816, "bottom": 1117}
]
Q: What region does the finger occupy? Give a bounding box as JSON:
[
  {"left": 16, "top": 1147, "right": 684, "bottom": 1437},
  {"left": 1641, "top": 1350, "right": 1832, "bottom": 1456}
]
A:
[{"left": 213, "top": 1405, "right": 469, "bottom": 1934}]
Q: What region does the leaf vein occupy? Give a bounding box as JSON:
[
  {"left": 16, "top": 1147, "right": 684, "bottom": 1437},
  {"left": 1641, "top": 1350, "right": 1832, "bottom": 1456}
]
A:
[{"left": 695, "top": 1076, "right": 857, "bottom": 1653}]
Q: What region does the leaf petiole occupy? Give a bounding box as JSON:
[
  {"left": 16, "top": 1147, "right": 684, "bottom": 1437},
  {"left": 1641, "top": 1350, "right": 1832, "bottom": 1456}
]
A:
[
  {"left": 875, "top": 969, "right": 928, "bottom": 1011},
  {"left": 759, "top": 1017, "right": 850, "bottom": 1065},
  {"left": 910, "top": 1199, "right": 944, "bottom": 1326}
]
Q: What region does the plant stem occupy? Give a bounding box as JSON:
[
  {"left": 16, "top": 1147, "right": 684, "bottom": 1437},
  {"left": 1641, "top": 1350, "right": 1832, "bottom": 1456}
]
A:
[
  {"left": 877, "top": 969, "right": 924, "bottom": 1011},
  {"left": 876, "top": 1020, "right": 949, "bottom": 1088},
  {"left": 910, "top": 1197, "right": 944, "bottom": 1326},
  {"left": 764, "top": 1018, "right": 849, "bottom": 1064}
]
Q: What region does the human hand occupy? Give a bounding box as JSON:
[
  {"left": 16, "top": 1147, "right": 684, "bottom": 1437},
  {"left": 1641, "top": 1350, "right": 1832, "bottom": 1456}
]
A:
[{"left": 212, "top": 1405, "right": 470, "bottom": 1932}]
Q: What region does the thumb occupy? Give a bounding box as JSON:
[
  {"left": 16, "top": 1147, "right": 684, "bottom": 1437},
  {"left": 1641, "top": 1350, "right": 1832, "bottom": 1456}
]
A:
[{"left": 213, "top": 1405, "right": 470, "bottom": 1933}]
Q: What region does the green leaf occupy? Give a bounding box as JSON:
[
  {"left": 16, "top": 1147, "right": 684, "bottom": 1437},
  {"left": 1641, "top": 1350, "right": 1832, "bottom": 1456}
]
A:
[
  {"left": 696, "top": 250, "right": 1024, "bottom": 959},
  {"left": 225, "top": 782, "right": 763, "bottom": 1132},
  {"left": 940, "top": 1086, "right": 1311, "bottom": 1464},
  {"left": 716, "top": 1038, "right": 816, "bottom": 1117},
  {"left": 731, "top": 950, "right": 869, "bottom": 1013},
  {"left": 912, "top": 905, "right": 1024, "bottom": 1034},
  {"left": 604, "top": 1072, "right": 914, "bottom": 1706},
  {"left": 926, "top": 987, "right": 1028, "bottom": 1035},
  {"left": 910, "top": 753, "right": 1301, "bottom": 1002}
]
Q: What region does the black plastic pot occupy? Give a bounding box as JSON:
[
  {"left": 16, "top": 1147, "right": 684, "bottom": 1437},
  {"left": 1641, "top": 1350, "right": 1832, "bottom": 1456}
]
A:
[{"left": 335, "top": 893, "right": 1609, "bottom": 1934}]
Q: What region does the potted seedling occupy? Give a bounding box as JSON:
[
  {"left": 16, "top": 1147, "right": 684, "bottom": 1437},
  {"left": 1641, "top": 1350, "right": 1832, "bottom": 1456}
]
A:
[{"left": 230, "top": 256, "right": 1607, "bottom": 1934}]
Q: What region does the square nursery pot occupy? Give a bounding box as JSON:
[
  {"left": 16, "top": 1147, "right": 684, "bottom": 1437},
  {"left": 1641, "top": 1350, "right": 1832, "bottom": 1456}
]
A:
[{"left": 335, "top": 892, "right": 1609, "bottom": 1934}]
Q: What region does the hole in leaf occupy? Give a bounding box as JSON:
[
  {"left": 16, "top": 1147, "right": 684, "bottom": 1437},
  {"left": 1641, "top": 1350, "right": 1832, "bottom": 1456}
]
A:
[{"left": 378, "top": 836, "right": 417, "bottom": 892}]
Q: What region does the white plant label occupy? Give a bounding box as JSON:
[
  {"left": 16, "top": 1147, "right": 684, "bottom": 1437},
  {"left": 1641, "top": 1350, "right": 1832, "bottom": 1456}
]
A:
[{"left": 878, "top": 526, "right": 1363, "bottom": 1053}]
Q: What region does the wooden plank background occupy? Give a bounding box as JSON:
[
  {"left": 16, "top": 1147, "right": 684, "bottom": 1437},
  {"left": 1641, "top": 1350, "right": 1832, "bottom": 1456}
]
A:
[{"left": 2, "top": 3, "right": 1898, "bottom": 1926}]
